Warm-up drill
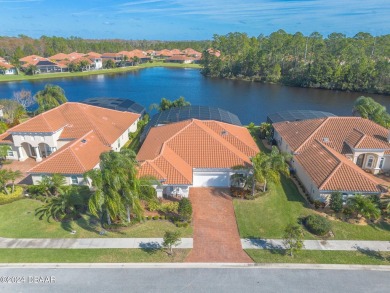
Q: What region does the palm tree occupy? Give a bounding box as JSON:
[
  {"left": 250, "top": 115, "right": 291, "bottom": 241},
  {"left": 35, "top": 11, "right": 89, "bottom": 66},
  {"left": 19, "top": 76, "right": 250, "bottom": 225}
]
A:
[
  {"left": 0, "top": 169, "right": 11, "bottom": 194},
  {"left": 85, "top": 150, "right": 155, "bottom": 225},
  {"left": 347, "top": 194, "right": 381, "bottom": 220},
  {"left": 36, "top": 173, "right": 66, "bottom": 197},
  {"left": 352, "top": 96, "right": 390, "bottom": 128},
  {"left": 8, "top": 170, "right": 22, "bottom": 193},
  {"left": 0, "top": 145, "right": 11, "bottom": 161},
  {"left": 35, "top": 188, "right": 83, "bottom": 221},
  {"left": 252, "top": 146, "right": 291, "bottom": 193},
  {"left": 34, "top": 84, "right": 68, "bottom": 113}
]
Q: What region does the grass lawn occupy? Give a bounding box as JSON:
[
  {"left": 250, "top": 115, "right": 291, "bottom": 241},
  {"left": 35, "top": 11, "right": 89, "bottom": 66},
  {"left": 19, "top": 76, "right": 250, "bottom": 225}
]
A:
[
  {"left": 246, "top": 249, "right": 390, "bottom": 265},
  {"left": 0, "top": 199, "right": 192, "bottom": 238},
  {"left": 0, "top": 249, "right": 190, "bottom": 263},
  {"left": 237, "top": 127, "right": 390, "bottom": 240},
  {"left": 0, "top": 62, "right": 201, "bottom": 83},
  {"left": 234, "top": 177, "right": 390, "bottom": 240}
]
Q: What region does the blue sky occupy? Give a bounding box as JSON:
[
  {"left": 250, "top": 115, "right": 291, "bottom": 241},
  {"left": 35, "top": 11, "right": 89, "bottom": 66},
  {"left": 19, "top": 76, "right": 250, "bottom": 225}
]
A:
[{"left": 1, "top": 0, "right": 389, "bottom": 40}]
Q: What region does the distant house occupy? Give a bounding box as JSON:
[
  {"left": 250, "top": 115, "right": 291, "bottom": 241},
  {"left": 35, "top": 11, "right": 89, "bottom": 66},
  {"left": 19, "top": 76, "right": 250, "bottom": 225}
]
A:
[
  {"left": 273, "top": 117, "right": 387, "bottom": 202},
  {"left": 207, "top": 48, "right": 221, "bottom": 57},
  {"left": 165, "top": 55, "right": 194, "bottom": 64},
  {"left": 183, "top": 48, "right": 202, "bottom": 58},
  {"left": 86, "top": 52, "right": 102, "bottom": 58},
  {"left": 49, "top": 53, "right": 69, "bottom": 62},
  {"left": 35, "top": 60, "right": 66, "bottom": 73},
  {"left": 19, "top": 55, "right": 46, "bottom": 66},
  {"left": 137, "top": 118, "right": 259, "bottom": 197},
  {"left": 101, "top": 53, "right": 123, "bottom": 63},
  {"left": 0, "top": 61, "right": 17, "bottom": 75},
  {"left": 155, "top": 49, "right": 173, "bottom": 59},
  {"left": 0, "top": 102, "right": 140, "bottom": 185}
]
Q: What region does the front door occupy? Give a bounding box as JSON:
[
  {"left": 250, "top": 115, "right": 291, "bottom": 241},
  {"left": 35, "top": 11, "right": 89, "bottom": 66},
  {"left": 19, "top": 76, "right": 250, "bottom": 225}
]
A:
[{"left": 356, "top": 154, "right": 365, "bottom": 168}]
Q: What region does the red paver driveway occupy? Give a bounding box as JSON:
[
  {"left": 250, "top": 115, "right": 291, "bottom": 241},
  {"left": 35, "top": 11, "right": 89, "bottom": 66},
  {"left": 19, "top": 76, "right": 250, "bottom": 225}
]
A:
[{"left": 185, "top": 188, "right": 253, "bottom": 263}]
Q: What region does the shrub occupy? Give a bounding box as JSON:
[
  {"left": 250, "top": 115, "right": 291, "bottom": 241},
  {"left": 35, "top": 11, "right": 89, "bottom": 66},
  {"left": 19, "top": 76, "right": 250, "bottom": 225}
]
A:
[
  {"left": 330, "top": 192, "right": 343, "bottom": 213},
  {"left": 152, "top": 215, "right": 159, "bottom": 220},
  {"left": 304, "top": 214, "right": 332, "bottom": 236},
  {"left": 145, "top": 216, "right": 150, "bottom": 221},
  {"left": 26, "top": 185, "right": 46, "bottom": 197},
  {"left": 160, "top": 202, "right": 179, "bottom": 214},
  {"left": 175, "top": 221, "right": 189, "bottom": 228},
  {"left": 0, "top": 186, "right": 24, "bottom": 205},
  {"left": 178, "top": 198, "right": 192, "bottom": 221},
  {"left": 160, "top": 215, "right": 165, "bottom": 220},
  {"left": 140, "top": 185, "right": 157, "bottom": 201},
  {"left": 343, "top": 206, "right": 353, "bottom": 217},
  {"left": 147, "top": 199, "right": 160, "bottom": 212}
]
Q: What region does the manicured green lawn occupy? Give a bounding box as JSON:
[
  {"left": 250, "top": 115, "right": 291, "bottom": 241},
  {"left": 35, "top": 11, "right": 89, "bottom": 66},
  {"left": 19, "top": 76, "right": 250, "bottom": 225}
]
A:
[
  {"left": 246, "top": 249, "right": 390, "bottom": 265},
  {"left": 0, "top": 249, "right": 190, "bottom": 263},
  {"left": 234, "top": 177, "right": 390, "bottom": 240},
  {"left": 238, "top": 126, "right": 390, "bottom": 240},
  {"left": 0, "top": 199, "right": 192, "bottom": 238},
  {"left": 0, "top": 62, "right": 201, "bottom": 83}
]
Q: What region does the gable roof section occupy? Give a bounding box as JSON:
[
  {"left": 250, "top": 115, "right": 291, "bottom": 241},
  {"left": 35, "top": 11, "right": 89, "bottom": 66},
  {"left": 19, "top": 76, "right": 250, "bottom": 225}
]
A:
[
  {"left": 137, "top": 119, "right": 259, "bottom": 185},
  {"left": 273, "top": 117, "right": 390, "bottom": 153},
  {"left": 29, "top": 131, "right": 110, "bottom": 174}
]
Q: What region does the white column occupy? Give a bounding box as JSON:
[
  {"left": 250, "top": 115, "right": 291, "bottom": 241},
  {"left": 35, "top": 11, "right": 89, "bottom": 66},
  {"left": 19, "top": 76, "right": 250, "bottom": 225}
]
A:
[
  {"left": 17, "top": 146, "right": 25, "bottom": 161},
  {"left": 35, "top": 147, "right": 42, "bottom": 162}
]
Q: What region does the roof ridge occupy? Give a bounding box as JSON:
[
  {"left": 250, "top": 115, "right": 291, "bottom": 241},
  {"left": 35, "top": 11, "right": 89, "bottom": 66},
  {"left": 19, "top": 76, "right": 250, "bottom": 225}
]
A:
[
  {"left": 192, "top": 120, "right": 252, "bottom": 164},
  {"left": 295, "top": 117, "right": 330, "bottom": 153},
  {"left": 141, "top": 160, "right": 167, "bottom": 179},
  {"left": 158, "top": 119, "right": 194, "bottom": 155},
  {"left": 159, "top": 151, "right": 192, "bottom": 184},
  {"left": 28, "top": 130, "right": 93, "bottom": 173},
  {"left": 318, "top": 140, "right": 380, "bottom": 188}
]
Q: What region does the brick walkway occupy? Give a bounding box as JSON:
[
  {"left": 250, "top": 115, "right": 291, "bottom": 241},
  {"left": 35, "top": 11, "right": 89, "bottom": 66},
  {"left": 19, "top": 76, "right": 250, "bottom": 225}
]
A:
[{"left": 185, "top": 188, "right": 253, "bottom": 263}]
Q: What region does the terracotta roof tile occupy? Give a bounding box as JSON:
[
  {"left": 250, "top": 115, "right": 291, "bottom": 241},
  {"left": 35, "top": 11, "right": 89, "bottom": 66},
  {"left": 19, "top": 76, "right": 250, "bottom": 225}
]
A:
[
  {"left": 29, "top": 131, "right": 110, "bottom": 174},
  {"left": 137, "top": 119, "right": 259, "bottom": 185},
  {"left": 0, "top": 61, "right": 14, "bottom": 69},
  {"left": 275, "top": 117, "right": 386, "bottom": 194}
]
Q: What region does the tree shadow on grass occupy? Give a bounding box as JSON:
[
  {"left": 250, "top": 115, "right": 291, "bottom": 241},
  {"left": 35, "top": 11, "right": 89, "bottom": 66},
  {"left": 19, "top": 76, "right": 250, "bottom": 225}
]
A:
[
  {"left": 139, "top": 241, "right": 162, "bottom": 255},
  {"left": 356, "top": 247, "right": 390, "bottom": 262},
  {"left": 60, "top": 214, "right": 100, "bottom": 236}
]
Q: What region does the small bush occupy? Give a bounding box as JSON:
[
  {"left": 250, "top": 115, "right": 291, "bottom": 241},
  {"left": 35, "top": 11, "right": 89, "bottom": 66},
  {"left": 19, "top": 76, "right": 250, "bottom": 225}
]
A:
[
  {"left": 304, "top": 214, "right": 332, "bottom": 236},
  {"left": 0, "top": 186, "right": 24, "bottom": 205},
  {"left": 145, "top": 216, "right": 150, "bottom": 221},
  {"left": 160, "top": 215, "right": 165, "bottom": 220},
  {"left": 152, "top": 215, "right": 159, "bottom": 220},
  {"left": 330, "top": 192, "right": 343, "bottom": 213},
  {"left": 175, "top": 221, "right": 189, "bottom": 228},
  {"left": 26, "top": 185, "right": 46, "bottom": 197},
  {"left": 178, "top": 198, "right": 192, "bottom": 221},
  {"left": 147, "top": 199, "right": 160, "bottom": 212},
  {"left": 160, "top": 202, "right": 179, "bottom": 214}
]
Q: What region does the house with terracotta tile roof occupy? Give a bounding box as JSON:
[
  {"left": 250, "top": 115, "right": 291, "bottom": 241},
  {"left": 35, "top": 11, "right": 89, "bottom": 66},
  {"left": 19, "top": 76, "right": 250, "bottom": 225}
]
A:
[
  {"left": 137, "top": 119, "right": 259, "bottom": 197},
  {"left": 165, "top": 55, "right": 194, "bottom": 64},
  {"left": 273, "top": 117, "right": 388, "bottom": 201},
  {"left": 0, "top": 102, "right": 140, "bottom": 185},
  {"left": 0, "top": 61, "right": 17, "bottom": 75}
]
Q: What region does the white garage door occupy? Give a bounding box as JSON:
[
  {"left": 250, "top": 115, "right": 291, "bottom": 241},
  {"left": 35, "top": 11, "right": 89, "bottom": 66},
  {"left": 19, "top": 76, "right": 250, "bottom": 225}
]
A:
[{"left": 193, "top": 171, "right": 230, "bottom": 187}]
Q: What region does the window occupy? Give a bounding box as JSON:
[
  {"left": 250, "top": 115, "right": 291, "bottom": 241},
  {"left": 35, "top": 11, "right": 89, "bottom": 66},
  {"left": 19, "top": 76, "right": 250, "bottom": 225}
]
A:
[
  {"left": 7, "top": 150, "right": 13, "bottom": 157},
  {"left": 71, "top": 176, "right": 78, "bottom": 185},
  {"left": 366, "top": 155, "right": 374, "bottom": 168},
  {"left": 379, "top": 157, "right": 385, "bottom": 169}
]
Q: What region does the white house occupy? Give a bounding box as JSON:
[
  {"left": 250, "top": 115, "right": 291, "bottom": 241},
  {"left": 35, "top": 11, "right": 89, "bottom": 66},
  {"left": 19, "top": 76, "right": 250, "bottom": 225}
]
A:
[
  {"left": 0, "top": 61, "right": 17, "bottom": 75},
  {"left": 0, "top": 102, "right": 140, "bottom": 185}
]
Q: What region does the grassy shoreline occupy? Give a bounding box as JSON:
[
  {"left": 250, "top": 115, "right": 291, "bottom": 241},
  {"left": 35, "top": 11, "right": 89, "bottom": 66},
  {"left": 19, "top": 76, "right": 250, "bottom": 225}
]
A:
[{"left": 0, "top": 62, "right": 201, "bottom": 83}]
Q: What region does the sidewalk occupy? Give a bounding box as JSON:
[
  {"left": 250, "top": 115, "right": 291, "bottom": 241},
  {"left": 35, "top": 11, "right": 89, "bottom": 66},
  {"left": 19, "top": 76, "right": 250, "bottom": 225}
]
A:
[
  {"left": 242, "top": 239, "right": 390, "bottom": 252},
  {"left": 1, "top": 237, "right": 389, "bottom": 251},
  {"left": 0, "top": 237, "right": 193, "bottom": 249}
]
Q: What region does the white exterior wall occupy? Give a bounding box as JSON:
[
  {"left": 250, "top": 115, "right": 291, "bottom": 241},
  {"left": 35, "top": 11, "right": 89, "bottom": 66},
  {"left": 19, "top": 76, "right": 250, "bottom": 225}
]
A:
[
  {"left": 163, "top": 185, "right": 190, "bottom": 198},
  {"left": 93, "top": 58, "right": 103, "bottom": 69},
  {"left": 291, "top": 159, "right": 322, "bottom": 201},
  {"left": 12, "top": 129, "right": 63, "bottom": 148},
  {"left": 2, "top": 68, "right": 16, "bottom": 75},
  {"left": 5, "top": 145, "right": 18, "bottom": 160},
  {"left": 32, "top": 174, "right": 86, "bottom": 186},
  {"left": 111, "top": 119, "right": 139, "bottom": 151}
]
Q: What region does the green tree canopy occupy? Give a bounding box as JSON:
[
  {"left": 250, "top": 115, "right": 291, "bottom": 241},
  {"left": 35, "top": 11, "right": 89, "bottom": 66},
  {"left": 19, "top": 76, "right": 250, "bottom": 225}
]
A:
[
  {"left": 352, "top": 96, "right": 390, "bottom": 128},
  {"left": 35, "top": 84, "right": 68, "bottom": 113}
]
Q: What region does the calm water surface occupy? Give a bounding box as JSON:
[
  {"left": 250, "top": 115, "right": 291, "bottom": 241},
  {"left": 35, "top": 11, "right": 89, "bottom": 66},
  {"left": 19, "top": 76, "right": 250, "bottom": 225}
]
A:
[{"left": 0, "top": 67, "right": 388, "bottom": 124}]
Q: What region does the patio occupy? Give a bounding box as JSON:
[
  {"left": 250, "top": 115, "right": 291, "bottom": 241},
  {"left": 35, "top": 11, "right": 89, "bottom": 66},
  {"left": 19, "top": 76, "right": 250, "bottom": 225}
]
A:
[{"left": 1, "top": 158, "right": 39, "bottom": 184}]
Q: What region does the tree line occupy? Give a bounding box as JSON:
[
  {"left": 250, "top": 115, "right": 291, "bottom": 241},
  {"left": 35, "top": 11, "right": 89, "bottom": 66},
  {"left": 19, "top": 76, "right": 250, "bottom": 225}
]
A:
[
  {"left": 0, "top": 35, "right": 210, "bottom": 63},
  {"left": 201, "top": 30, "right": 390, "bottom": 95}
]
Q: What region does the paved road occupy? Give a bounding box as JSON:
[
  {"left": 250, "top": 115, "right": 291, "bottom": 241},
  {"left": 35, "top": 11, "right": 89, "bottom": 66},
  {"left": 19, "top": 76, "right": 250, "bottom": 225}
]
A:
[{"left": 0, "top": 264, "right": 389, "bottom": 293}]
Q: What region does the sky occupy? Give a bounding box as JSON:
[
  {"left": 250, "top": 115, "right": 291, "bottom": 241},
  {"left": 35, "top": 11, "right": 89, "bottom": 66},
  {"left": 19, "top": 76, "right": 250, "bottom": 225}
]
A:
[{"left": 1, "top": 0, "right": 389, "bottom": 40}]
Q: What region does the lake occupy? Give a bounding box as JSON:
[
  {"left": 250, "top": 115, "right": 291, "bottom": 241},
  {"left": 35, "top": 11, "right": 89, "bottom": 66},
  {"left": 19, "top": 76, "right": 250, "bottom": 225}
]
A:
[{"left": 0, "top": 67, "right": 389, "bottom": 124}]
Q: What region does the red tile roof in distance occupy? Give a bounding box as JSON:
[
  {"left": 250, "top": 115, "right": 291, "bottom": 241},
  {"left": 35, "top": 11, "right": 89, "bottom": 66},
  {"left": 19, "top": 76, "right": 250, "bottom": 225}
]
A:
[{"left": 137, "top": 119, "right": 259, "bottom": 185}]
